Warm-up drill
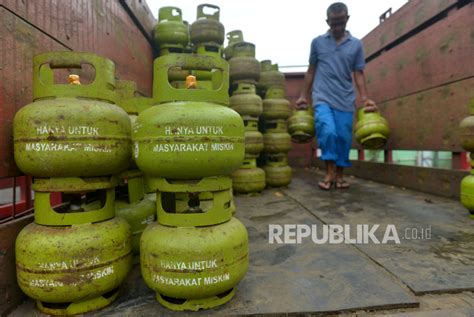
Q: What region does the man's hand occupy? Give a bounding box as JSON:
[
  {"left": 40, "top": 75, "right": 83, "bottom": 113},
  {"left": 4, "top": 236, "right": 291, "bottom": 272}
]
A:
[
  {"left": 363, "top": 98, "right": 378, "bottom": 113},
  {"left": 296, "top": 97, "right": 309, "bottom": 110}
]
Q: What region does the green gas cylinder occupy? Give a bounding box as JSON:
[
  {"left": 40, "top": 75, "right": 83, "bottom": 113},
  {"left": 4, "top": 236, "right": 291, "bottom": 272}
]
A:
[
  {"left": 115, "top": 80, "right": 139, "bottom": 117},
  {"left": 229, "top": 83, "right": 263, "bottom": 117},
  {"left": 224, "top": 30, "right": 244, "bottom": 60},
  {"left": 16, "top": 177, "right": 132, "bottom": 315},
  {"left": 229, "top": 42, "right": 260, "bottom": 84},
  {"left": 154, "top": 7, "right": 189, "bottom": 51},
  {"left": 115, "top": 79, "right": 154, "bottom": 120},
  {"left": 190, "top": 4, "right": 225, "bottom": 45},
  {"left": 231, "top": 158, "right": 266, "bottom": 194},
  {"left": 133, "top": 54, "right": 245, "bottom": 179},
  {"left": 115, "top": 80, "right": 155, "bottom": 170},
  {"left": 16, "top": 219, "right": 132, "bottom": 315},
  {"left": 264, "top": 154, "right": 292, "bottom": 187},
  {"left": 115, "top": 170, "right": 156, "bottom": 257},
  {"left": 140, "top": 217, "right": 249, "bottom": 311},
  {"left": 288, "top": 105, "right": 315, "bottom": 143},
  {"left": 262, "top": 87, "right": 291, "bottom": 120},
  {"left": 263, "top": 120, "right": 292, "bottom": 154},
  {"left": 259, "top": 60, "right": 285, "bottom": 91},
  {"left": 243, "top": 116, "right": 264, "bottom": 157},
  {"left": 116, "top": 197, "right": 155, "bottom": 256},
  {"left": 13, "top": 52, "right": 131, "bottom": 178},
  {"left": 461, "top": 171, "right": 474, "bottom": 219},
  {"left": 354, "top": 107, "right": 390, "bottom": 149},
  {"left": 459, "top": 116, "right": 474, "bottom": 152},
  {"left": 459, "top": 101, "right": 474, "bottom": 219}
]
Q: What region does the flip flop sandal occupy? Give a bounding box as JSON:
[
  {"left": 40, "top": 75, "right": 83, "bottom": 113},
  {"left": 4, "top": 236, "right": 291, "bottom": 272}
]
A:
[
  {"left": 335, "top": 180, "right": 350, "bottom": 189},
  {"left": 318, "top": 180, "right": 333, "bottom": 191}
]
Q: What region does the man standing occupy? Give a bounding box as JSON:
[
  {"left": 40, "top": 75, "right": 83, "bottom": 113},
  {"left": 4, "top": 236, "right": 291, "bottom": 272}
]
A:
[{"left": 296, "top": 2, "right": 377, "bottom": 190}]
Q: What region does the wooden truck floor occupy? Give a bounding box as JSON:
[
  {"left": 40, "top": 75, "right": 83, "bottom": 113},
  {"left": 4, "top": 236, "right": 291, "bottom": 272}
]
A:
[{"left": 9, "top": 168, "right": 474, "bottom": 316}]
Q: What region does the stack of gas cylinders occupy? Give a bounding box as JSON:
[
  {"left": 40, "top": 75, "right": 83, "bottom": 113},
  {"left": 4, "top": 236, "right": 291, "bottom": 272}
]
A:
[
  {"left": 12, "top": 2, "right": 313, "bottom": 314},
  {"left": 224, "top": 31, "right": 266, "bottom": 194},
  {"left": 259, "top": 61, "right": 293, "bottom": 187},
  {"left": 139, "top": 4, "right": 249, "bottom": 311},
  {"left": 13, "top": 52, "right": 134, "bottom": 315}
]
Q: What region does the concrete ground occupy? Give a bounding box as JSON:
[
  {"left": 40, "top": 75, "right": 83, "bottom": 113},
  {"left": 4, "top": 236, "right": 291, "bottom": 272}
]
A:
[{"left": 9, "top": 168, "right": 474, "bottom": 316}]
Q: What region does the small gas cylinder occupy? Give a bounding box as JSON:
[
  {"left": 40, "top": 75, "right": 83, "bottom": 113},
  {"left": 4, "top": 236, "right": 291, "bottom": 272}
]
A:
[
  {"left": 190, "top": 4, "right": 225, "bottom": 45},
  {"left": 154, "top": 7, "right": 189, "bottom": 50},
  {"left": 224, "top": 30, "right": 244, "bottom": 60},
  {"left": 243, "top": 117, "right": 264, "bottom": 157},
  {"left": 288, "top": 105, "right": 315, "bottom": 143},
  {"left": 263, "top": 120, "right": 292, "bottom": 154},
  {"left": 13, "top": 52, "right": 131, "bottom": 178},
  {"left": 115, "top": 170, "right": 155, "bottom": 256},
  {"left": 133, "top": 55, "right": 245, "bottom": 179},
  {"left": 264, "top": 154, "right": 292, "bottom": 187},
  {"left": 140, "top": 217, "right": 248, "bottom": 311},
  {"left": 229, "top": 42, "right": 260, "bottom": 83},
  {"left": 258, "top": 60, "right": 285, "bottom": 91},
  {"left": 354, "top": 107, "right": 390, "bottom": 149},
  {"left": 231, "top": 158, "right": 266, "bottom": 194},
  {"left": 461, "top": 170, "right": 474, "bottom": 219},
  {"left": 262, "top": 87, "right": 291, "bottom": 120},
  {"left": 229, "top": 83, "right": 263, "bottom": 117},
  {"left": 16, "top": 177, "right": 132, "bottom": 315}
]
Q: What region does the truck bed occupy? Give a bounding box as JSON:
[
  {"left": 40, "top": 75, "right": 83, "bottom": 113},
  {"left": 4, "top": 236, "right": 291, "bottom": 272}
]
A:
[{"left": 9, "top": 168, "right": 474, "bottom": 316}]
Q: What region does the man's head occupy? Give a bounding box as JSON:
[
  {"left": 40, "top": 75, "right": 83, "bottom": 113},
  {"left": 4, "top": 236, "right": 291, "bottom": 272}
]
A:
[{"left": 326, "top": 2, "right": 349, "bottom": 38}]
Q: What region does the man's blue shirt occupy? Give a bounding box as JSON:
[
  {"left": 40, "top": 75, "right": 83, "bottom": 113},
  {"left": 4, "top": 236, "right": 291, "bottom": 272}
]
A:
[{"left": 309, "top": 31, "right": 365, "bottom": 112}]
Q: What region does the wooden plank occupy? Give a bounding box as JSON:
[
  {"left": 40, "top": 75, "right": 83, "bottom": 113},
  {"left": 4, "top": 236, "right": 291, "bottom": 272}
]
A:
[
  {"left": 0, "top": 214, "right": 34, "bottom": 316},
  {"left": 0, "top": 8, "right": 68, "bottom": 177},
  {"left": 362, "top": 0, "right": 458, "bottom": 58},
  {"left": 1, "top": 0, "right": 154, "bottom": 95},
  {"left": 313, "top": 159, "right": 468, "bottom": 199},
  {"left": 365, "top": 4, "right": 474, "bottom": 104},
  {"left": 375, "top": 78, "right": 474, "bottom": 151},
  {"left": 287, "top": 169, "right": 474, "bottom": 295}
]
